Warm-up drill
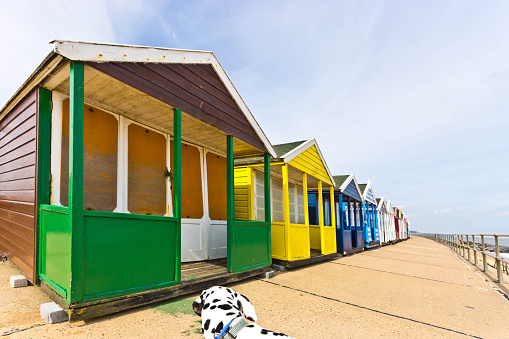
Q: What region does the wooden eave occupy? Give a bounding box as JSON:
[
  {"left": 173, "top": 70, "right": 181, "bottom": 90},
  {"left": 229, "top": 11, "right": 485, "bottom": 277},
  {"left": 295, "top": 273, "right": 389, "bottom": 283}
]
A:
[{"left": 0, "top": 52, "right": 65, "bottom": 121}]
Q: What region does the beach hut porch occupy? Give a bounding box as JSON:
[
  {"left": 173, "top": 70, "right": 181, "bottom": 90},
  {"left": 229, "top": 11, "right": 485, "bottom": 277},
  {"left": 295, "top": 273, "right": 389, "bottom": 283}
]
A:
[
  {"left": 29, "top": 42, "right": 275, "bottom": 320},
  {"left": 234, "top": 139, "right": 337, "bottom": 268}
]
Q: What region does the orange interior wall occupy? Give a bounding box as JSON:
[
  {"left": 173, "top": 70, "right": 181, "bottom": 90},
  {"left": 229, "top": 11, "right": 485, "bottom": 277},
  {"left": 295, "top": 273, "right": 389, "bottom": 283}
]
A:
[
  {"left": 128, "top": 124, "right": 166, "bottom": 215},
  {"left": 171, "top": 142, "right": 203, "bottom": 219},
  {"left": 206, "top": 152, "right": 227, "bottom": 220},
  {"left": 60, "top": 100, "right": 117, "bottom": 211}
]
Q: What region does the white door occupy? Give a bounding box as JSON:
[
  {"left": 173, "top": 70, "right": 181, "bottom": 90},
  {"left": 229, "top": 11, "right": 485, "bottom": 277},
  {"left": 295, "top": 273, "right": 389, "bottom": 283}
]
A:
[
  {"left": 204, "top": 150, "right": 227, "bottom": 260},
  {"left": 180, "top": 145, "right": 208, "bottom": 262}
]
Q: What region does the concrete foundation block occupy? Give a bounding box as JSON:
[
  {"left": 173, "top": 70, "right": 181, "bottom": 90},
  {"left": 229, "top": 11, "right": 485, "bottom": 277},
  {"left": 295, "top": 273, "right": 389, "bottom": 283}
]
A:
[
  {"left": 40, "top": 302, "right": 68, "bottom": 324},
  {"left": 263, "top": 271, "right": 275, "bottom": 279},
  {"left": 272, "top": 264, "right": 286, "bottom": 272},
  {"left": 9, "top": 275, "right": 27, "bottom": 288}
]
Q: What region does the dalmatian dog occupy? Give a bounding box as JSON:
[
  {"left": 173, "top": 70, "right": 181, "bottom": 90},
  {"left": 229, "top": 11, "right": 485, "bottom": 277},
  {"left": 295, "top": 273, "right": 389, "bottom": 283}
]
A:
[{"left": 193, "top": 286, "right": 293, "bottom": 339}]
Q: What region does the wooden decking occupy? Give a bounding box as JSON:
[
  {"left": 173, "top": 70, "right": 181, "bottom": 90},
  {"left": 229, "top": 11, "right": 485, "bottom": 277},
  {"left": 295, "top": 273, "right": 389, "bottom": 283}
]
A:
[
  {"left": 42, "top": 259, "right": 270, "bottom": 322},
  {"left": 181, "top": 258, "right": 228, "bottom": 281}
]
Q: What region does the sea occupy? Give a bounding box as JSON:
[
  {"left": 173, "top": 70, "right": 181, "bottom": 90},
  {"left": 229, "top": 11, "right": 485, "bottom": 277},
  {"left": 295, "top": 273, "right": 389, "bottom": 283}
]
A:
[{"left": 471, "top": 236, "right": 509, "bottom": 249}]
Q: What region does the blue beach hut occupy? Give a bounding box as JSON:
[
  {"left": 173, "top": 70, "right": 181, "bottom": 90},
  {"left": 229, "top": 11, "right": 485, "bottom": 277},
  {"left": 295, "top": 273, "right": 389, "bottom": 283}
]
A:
[
  {"left": 359, "top": 180, "right": 380, "bottom": 248},
  {"left": 308, "top": 174, "right": 365, "bottom": 256}
]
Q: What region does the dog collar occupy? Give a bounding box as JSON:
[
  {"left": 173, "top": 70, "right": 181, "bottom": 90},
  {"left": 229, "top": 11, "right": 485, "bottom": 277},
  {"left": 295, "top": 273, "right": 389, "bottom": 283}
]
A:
[{"left": 214, "top": 317, "right": 249, "bottom": 339}]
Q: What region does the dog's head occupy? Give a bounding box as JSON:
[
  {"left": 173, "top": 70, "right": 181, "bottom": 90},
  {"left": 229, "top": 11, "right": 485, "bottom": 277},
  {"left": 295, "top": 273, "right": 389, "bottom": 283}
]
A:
[{"left": 193, "top": 286, "right": 257, "bottom": 339}]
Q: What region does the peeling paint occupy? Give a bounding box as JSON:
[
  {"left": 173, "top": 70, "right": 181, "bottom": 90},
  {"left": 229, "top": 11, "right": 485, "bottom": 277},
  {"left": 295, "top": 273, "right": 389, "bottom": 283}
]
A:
[{"left": 151, "top": 297, "right": 195, "bottom": 316}]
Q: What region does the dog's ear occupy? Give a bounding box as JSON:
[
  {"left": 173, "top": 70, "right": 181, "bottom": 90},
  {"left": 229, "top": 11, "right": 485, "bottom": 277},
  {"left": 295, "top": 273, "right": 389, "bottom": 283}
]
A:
[
  {"left": 192, "top": 295, "right": 203, "bottom": 316},
  {"left": 238, "top": 293, "right": 257, "bottom": 322}
]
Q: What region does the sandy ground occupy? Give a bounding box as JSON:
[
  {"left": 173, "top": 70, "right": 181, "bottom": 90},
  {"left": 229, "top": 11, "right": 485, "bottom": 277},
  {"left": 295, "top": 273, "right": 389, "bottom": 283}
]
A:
[{"left": 1, "top": 237, "right": 509, "bottom": 338}]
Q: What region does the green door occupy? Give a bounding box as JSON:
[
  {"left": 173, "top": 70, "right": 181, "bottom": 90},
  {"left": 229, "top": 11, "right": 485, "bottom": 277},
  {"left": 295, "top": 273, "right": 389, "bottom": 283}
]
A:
[{"left": 226, "top": 137, "right": 271, "bottom": 273}]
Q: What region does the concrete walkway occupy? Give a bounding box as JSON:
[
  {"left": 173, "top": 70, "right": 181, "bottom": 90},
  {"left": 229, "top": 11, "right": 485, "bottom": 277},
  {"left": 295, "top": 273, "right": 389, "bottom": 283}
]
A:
[{"left": 1, "top": 237, "right": 508, "bottom": 338}]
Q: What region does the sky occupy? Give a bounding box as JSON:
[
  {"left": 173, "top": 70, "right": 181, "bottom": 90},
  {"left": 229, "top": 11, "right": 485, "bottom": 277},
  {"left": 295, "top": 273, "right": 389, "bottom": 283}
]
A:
[{"left": 0, "top": 1, "right": 508, "bottom": 234}]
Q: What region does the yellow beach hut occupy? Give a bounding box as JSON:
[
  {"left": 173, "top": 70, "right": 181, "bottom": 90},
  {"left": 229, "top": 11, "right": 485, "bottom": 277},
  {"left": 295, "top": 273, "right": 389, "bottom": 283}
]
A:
[{"left": 234, "top": 139, "right": 337, "bottom": 268}]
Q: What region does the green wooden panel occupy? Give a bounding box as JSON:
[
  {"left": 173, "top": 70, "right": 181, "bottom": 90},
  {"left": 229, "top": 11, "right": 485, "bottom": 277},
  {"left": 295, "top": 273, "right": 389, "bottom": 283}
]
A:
[
  {"left": 227, "top": 136, "right": 234, "bottom": 271},
  {"left": 82, "top": 214, "right": 178, "bottom": 301},
  {"left": 36, "top": 87, "right": 52, "bottom": 285},
  {"left": 230, "top": 221, "right": 270, "bottom": 272},
  {"left": 173, "top": 108, "right": 181, "bottom": 283},
  {"left": 69, "top": 61, "right": 85, "bottom": 303},
  {"left": 264, "top": 153, "right": 272, "bottom": 265},
  {"left": 39, "top": 208, "right": 71, "bottom": 299}
]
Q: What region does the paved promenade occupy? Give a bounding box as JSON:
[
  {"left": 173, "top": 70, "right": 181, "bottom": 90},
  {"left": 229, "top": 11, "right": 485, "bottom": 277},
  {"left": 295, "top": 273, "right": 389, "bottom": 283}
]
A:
[{"left": 1, "top": 237, "right": 508, "bottom": 338}]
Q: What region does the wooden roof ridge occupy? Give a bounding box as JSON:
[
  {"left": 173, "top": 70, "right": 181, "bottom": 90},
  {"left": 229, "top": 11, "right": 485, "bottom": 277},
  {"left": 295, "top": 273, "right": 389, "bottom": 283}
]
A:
[{"left": 0, "top": 40, "right": 277, "bottom": 157}]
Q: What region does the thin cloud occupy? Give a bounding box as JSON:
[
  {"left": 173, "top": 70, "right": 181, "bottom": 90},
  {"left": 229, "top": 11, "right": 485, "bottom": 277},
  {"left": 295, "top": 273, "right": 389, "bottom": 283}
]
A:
[
  {"left": 433, "top": 209, "right": 452, "bottom": 215},
  {"left": 494, "top": 211, "right": 509, "bottom": 216}
]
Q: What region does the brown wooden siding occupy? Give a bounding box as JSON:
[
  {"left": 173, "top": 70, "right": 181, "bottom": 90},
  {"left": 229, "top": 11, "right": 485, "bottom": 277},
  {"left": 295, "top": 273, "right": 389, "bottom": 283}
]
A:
[
  {"left": 0, "top": 89, "right": 37, "bottom": 281},
  {"left": 86, "top": 62, "right": 267, "bottom": 153}
]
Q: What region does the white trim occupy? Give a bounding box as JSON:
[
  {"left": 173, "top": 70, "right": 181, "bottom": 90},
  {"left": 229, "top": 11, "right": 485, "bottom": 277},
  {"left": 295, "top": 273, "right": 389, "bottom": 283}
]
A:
[
  {"left": 376, "top": 197, "right": 386, "bottom": 211},
  {"left": 49, "top": 91, "right": 67, "bottom": 206},
  {"left": 360, "top": 179, "right": 377, "bottom": 204},
  {"left": 50, "top": 40, "right": 277, "bottom": 158},
  {"left": 113, "top": 116, "right": 129, "bottom": 213},
  {"left": 338, "top": 174, "right": 364, "bottom": 202},
  {"left": 280, "top": 139, "right": 314, "bottom": 162},
  {"left": 52, "top": 40, "right": 213, "bottom": 63},
  {"left": 278, "top": 138, "right": 335, "bottom": 185}
]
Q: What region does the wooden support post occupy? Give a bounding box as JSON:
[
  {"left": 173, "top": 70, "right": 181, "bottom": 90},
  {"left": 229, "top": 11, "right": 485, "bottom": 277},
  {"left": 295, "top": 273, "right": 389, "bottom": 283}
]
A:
[
  {"left": 330, "top": 185, "right": 335, "bottom": 232},
  {"left": 69, "top": 61, "right": 84, "bottom": 304},
  {"left": 173, "top": 108, "right": 182, "bottom": 281},
  {"left": 461, "top": 235, "right": 465, "bottom": 257},
  {"left": 481, "top": 235, "right": 488, "bottom": 272},
  {"left": 472, "top": 235, "right": 477, "bottom": 266},
  {"left": 347, "top": 196, "right": 351, "bottom": 230},
  {"left": 303, "top": 173, "right": 310, "bottom": 257},
  {"left": 36, "top": 87, "right": 52, "bottom": 284},
  {"left": 466, "top": 235, "right": 471, "bottom": 262},
  {"left": 264, "top": 153, "right": 271, "bottom": 263},
  {"left": 303, "top": 173, "right": 309, "bottom": 226},
  {"left": 226, "top": 135, "right": 234, "bottom": 272},
  {"left": 363, "top": 202, "right": 369, "bottom": 244},
  {"left": 373, "top": 205, "right": 379, "bottom": 242},
  {"left": 495, "top": 235, "right": 504, "bottom": 283},
  {"left": 318, "top": 181, "right": 324, "bottom": 253},
  {"left": 282, "top": 164, "right": 291, "bottom": 260}
]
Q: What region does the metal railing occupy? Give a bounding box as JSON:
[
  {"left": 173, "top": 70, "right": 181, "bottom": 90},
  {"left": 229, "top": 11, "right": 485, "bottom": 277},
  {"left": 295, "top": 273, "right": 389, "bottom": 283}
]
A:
[{"left": 418, "top": 233, "right": 508, "bottom": 284}]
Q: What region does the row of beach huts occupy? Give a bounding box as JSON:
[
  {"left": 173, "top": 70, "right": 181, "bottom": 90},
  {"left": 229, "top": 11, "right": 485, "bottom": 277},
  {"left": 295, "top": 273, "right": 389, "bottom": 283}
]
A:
[{"left": 0, "top": 41, "right": 409, "bottom": 320}]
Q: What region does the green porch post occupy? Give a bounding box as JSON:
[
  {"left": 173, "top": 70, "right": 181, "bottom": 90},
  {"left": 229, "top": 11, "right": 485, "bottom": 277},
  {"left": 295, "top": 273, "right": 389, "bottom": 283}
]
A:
[
  {"left": 173, "top": 108, "right": 182, "bottom": 282},
  {"left": 264, "top": 153, "right": 271, "bottom": 264},
  {"left": 36, "top": 87, "right": 52, "bottom": 284},
  {"left": 226, "top": 135, "right": 234, "bottom": 272},
  {"left": 69, "top": 61, "right": 84, "bottom": 303}
]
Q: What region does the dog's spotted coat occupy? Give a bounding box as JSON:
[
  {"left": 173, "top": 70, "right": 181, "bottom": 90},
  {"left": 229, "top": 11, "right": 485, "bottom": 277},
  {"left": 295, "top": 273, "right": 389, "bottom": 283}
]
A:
[{"left": 193, "top": 286, "right": 293, "bottom": 339}]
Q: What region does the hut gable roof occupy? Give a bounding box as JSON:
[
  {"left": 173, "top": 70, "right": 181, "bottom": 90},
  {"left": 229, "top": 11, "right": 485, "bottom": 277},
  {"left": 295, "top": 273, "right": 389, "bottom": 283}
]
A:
[
  {"left": 282, "top": 138, "right": 335, "bottom": 186},
  {"left": 273, "top": 140, "right": 307, "bottom": 158},
  {"left": 333, "top": 174, "right": 363, "bottom": 201},
  {"left": 359, "top": 180, "right": 376, "bottom": 205},
  {"left": 0, "top": 40, "right": 276, "bottom": 157},
  {"left": 376, "top": 197, "right": 386, "bottom": 211}
]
